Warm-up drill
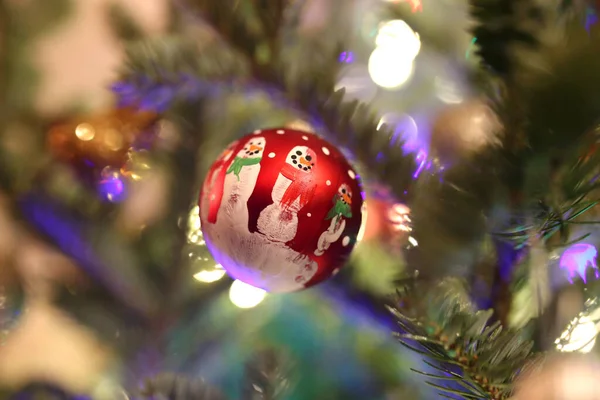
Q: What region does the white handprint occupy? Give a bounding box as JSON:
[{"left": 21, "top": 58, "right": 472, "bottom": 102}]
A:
[{"left": 314, "top": 215, "right": 346, "bottom": 256}]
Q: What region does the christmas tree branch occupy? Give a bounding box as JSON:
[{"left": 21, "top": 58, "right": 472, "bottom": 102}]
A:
[
  {"left": 243, "top": 348, "right": 295, "bottom": 400},
  {"left": 116, "top": 22, "right": 418, "bottom": 204},
  {"left": 390, "top": 278, "right": 537, "bottom": 400},
  {"left": 107, "top": 1, "right": 147, "bottom": 42}
]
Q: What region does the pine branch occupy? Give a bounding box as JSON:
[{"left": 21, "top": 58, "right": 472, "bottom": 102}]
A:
[
  {"left": 181, "top": 0, "right": 287, "bottom": 78},
  {"left": 390, "top": 278, "right": 537, "bottom": 400},
  {"left": 116, "top": 30, "right": 418, "bottom": 204},
  {"left": 140, "top": 373, "right": 226, "bottom": 400},
  {"left": 243, "top": 349, "right": 295, "bottom": 400},
  {"left": 106, "top": 2, "right": 147, "bottom": 42},
  {"left": 469, "top": 0, "right": 543, "bottom": 79}
]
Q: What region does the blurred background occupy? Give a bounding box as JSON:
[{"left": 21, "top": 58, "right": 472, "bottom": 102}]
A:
[{"left": 4, "top": 0, "right": 587, "bottom": 398}]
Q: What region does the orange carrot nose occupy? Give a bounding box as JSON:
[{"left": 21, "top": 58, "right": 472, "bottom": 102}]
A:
[
  {"left": 342, "top": 193, "right": 352, "bottom": 204},
  {"left": 299, "top": 157, "right": 311, "bottom": 166},
  {"left": 249, "top": 145, "right": 262, "bottom": 152}
]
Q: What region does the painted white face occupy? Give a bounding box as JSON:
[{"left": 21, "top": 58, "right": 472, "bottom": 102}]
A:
[
  {"left": 237, "top": 137, "right": 266, "bottom": 158},
  {"left": 337, "top": 183, "right": 352, "bottom": 205},
  {"left": 286, "top": 146, "right": 317, "bottom": 172}
]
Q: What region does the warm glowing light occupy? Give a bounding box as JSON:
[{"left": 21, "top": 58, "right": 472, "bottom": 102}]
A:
[
  {"left": 556, "top": 316, "right": 598, "bottom": 353},
  {"left": 368, "top": 47, "right": 414, "bottom": 89},
  {"left": 104, "top": 128, "right": 124, "bottom": 150},
  {"left": 229, "top": 280, "right": 267, "bottom": 309},
  {"left": 375, "top": 20, "right": 421, "bottom": 60},
  {"left": 388, "top": 204, "right": 412, "bottom": 232},
  {"left": 194, "top": 266, "right": 226, "bottom": 283},
  {"left": 75, "top": 123, "right": 95, "bottom": 141}
]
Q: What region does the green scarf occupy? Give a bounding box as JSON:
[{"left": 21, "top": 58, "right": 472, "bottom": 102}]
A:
[
  {"left": 326, "top": 197, "right": 352, "bottom": 220},
  {"left": 226, "top": 156, "right": 261, "bottom": 180}
]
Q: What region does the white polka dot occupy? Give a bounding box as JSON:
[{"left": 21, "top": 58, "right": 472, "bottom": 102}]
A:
[
  {"left": 268, "top": 152, "right": 276, "bottom": 158},
  {"left": 210, "top": 194, "right": 215, "bottom": 200},
  {"left": 332, "top": 268, "right": 340, "bottom": 276},
  {"left": 348, "top": 170, "right": 356, "bottom": 179},
  {"left": 322, "top": 147, "right": 330, "bottom": 155},
  {"left": 326, "top": 180, "right": 331, "bottom": 186},
  {"left": 307, "top": 213, "right": 312, "bottom": 217},
  {"left": 302, "top": 135, "right": 309, "bottom": 141},
  {"left": 342, "top": 236, "right": 351, "bottom": 246},
  {"left": 276, "top": 130, "right": 285, "bottom": 135},
  {"left": 253, "top": 130, "right": 261, "bottom": 135}
]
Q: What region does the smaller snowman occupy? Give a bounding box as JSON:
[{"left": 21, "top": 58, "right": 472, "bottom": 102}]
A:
[
  {"left": 203, "top": 141, "right": 238, "bottom": 224},
  {"left": 314, "top": 184, "right": 353, "bottom": 256},
  {"left": 219, "top": 137, "right": 266, "bottom": 230},
  {"left": 257, "top": 145, "right": 317, "bottom": 243}
]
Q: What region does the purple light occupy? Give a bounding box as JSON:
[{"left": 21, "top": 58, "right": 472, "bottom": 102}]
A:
[
  {"left": 339, "top": 51, "right": 354, "bottom": 63},
  {"left": 412, "top": 149, "right": 428, "bottom": 179},
  {"left": 560, "top": 243, "right": 599, "bottom": 284},
  {"left": 586, "top": 7, "right": 598, "bottom": 33},
  {"left": 98, "top": 175, "right": 126, "bottom": 202}
]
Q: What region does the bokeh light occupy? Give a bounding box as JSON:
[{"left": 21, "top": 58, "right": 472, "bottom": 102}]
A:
[
  {"left": 377, "top": 113, "right": 419, "bottom": 152},
  {"left": 368, "top": 47, "right": 414, "bottom": 89},
  {"left": 556, "top": 315, "right": 598, "bottom": 353},
  {"left": 229, "top": 280, "right": 267, "bottom": 309},
  {"left": 194, "top": 264, "right": 226, "bottom": 283},
  {"left": 75, "top": 123, "right": 95, "bottom": 141},
  {"left": 97, "top": 167, "right": 126, "bottom": 202},
  {"left": 375, "top": 20, "right": 421, "bottom": 59}
]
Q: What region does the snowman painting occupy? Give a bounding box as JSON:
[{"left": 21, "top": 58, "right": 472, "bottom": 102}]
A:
[
  {"left": 314, "top": 183, "right": 353, "bottom": 256},
  {"left": 218, "top": 136, "right": 266, "bottom": 231},
  {"left": 203, "top": 140, "right": 238, "bottom": 224},
  {"left": 257, "top": 145, "right": 318, "bottom": 243}
]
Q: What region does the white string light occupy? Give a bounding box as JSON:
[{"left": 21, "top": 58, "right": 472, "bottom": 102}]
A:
[{"left": 229, "top": 280, "right": 267, "bottom": 309}]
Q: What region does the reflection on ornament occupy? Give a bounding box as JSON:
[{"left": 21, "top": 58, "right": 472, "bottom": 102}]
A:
[
  {"left": 194, "top": 265, "right": 226, "bottom": 283},
  {"left": 187, "top": 206, "right": 205, "bottom": 245},
  {"left": 560, "top": 243, "right": 598, "bottom": 284},
  {"left": 368, "top": 47, "right": 414, "bottom": 89},
  {"left": 229, "top": 280, "right": 266, "bottom": 309},
  {"left": 556, "top": 315, "right": 598, "bottom": 353},
  {"left": 388, "top": 204, "right": 412, "bottom": 232},
  {"left": 97, "top": 167, "right": 126, "bottom": 202},
  {"left": 375, "top": 20, "right": 421, "bottom": 59}
]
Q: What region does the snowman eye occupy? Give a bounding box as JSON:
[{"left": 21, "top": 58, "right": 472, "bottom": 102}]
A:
[
  {"left": 341, "top": 188, "right": 346, "bottom": 194},
  {"left": 305, "top": 155, "right": 312, "bottom": 161},
  {"left": 296, "top": 150, "right": 302, "bottom": 156}
]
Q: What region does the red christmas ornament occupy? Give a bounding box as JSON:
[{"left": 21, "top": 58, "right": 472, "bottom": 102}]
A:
[{"left": 199, "top": 128, "right": 364, "bottom": 292}]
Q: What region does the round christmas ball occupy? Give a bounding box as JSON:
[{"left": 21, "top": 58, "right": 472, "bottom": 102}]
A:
[{"left": 199, "top": 127, "right": 363, "bottom": 292}]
